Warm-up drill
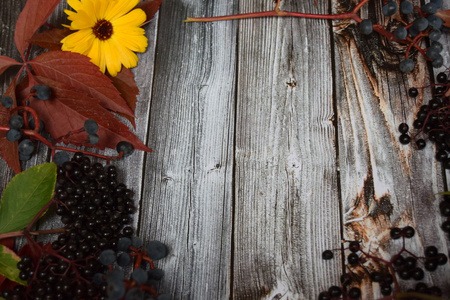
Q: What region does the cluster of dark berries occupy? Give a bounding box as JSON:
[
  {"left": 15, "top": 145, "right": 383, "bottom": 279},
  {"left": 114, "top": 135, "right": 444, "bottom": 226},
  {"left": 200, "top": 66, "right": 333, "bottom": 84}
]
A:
[
  {"left": 398, "top": 72, "right": 450, "bottom": 164},
  {"left": 0, "top": 153, "right": 170, "bottom": 300},
  {"left": 359, "top": 0, "right": 446, "bottom": 72},
  {"left": 94, "top": 238, "right": 170, "bottom": 300},
  {"left": 319, "top": 227, "right": 448, "bottom": 299}
]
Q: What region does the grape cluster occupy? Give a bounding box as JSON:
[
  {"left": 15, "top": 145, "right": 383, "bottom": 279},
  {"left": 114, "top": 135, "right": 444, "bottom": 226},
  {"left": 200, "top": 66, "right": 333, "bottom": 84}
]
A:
[
  {"left": 0, "top": 153, "right": 170, "bottom": 300},
  {"left": 319, "top": 227, "right": 448, "bottom": 299},
  {"left": 398, "top": 72, "right": 450, "bottom": 163},
  {"left": 360, "top": 0, "right": 446, "bottom": 72}
]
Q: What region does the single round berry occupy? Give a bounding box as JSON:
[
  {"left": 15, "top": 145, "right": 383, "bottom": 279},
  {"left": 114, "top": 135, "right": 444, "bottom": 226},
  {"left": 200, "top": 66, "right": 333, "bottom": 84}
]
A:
[
  {"left": 402, "top": 226, "right": 415, "bottom": 238},
  {"left": 117, "top": 237, "right": 132, "bottom": 252},
  {"left": 84, "top": 119, "right": 99, "bottom": 134},
  {"left": 116, "top": 141, "right": 134, "bottom": 157},
  {"left": 131, "top": 268, "right": 148, "bottom": 285},
  {"left": 382, "top": 1, "right": 398, "bottom": 16},
  {"left": 147, "top": 240, "right": 169, "bottom": 260},
  {"left": 88, "top": 133, "right": 99, "bottom": 145},
  {"left": 18, "top": 139, "right": 34, "bottom": 155},
  {"left": 394, "top": 25, "right": 407, "bottom": 40},
  {"left": 53, "top": 151, "right": 70, "bottom": 166},
  {"left": 398, "top": 123, "right": 409, "bottom": 134},
  {"left": 400, "top": 1, "right": 413, "bottom": 14},
  {"left": 348, "top": 287, "right": 361, "bottom": 299},
  {"left": 360, "top": 19, "right": 373, "bottom": 35},
  {"left": 425, "top": 246, "right": 438, "bottom": 257},
  {"left": 327, "top": 286, "right": 341, "bottom": 298},
  {"left": 322, "top": 250, "right": 333, "bottom": 260},
  {"left": 99, "top": 249, "right": 116, "bottom": 265},
  {"left": 436, "top": 72, "right": 448, "bottom": 84},
  {"left": 32, "top": 85, "right": 52, "bottom": 100},
  {"left": 9, "top": 115, "right": 24, "bottom": 130},
  {"left": 411, "top": 267, "right": 424, "bottom": 280},
  {"left": 408, "top": 87, "right": 418, "bottom": 97},
  {"left": 347, "top": 253, "right": 359, "bottom": 265},
  {"left": 148, "top": 268, "right": 165, "bottom": 280},
  {"left": 1, "top": 96, "right": 13, "bottom": 108},
  {"left": 415, "top": 139, "right": 426, "bottom": 150},
  {"left": 390, "top": 227, "right": 402, "bottom": 239},
  {"left": 412, "top": 17, "right": 429, "bottom": 32},
  {"left": 399, "top": 134, "right": 411, "bottom": 145},
  {"left": 6, "top": 129, "right": 22, "bottom": 142},
  {"left": 400, "top": 59, "right": 415, "bottom": 73},
  {"left": 424, "top": 259, "right": 438, "bottom": 271},
  {"left": 421, "top": 2, "right": 438, "bottom": 14}
]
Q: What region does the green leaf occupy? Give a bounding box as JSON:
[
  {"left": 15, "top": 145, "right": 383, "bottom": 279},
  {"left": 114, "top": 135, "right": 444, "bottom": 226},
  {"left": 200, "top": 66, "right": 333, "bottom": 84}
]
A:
[
  {"left": 0, "top": 163, "right": 57, "bottom": 234},
  {"left": 0, "top": 245, "right": 27, "bottom": 285}
]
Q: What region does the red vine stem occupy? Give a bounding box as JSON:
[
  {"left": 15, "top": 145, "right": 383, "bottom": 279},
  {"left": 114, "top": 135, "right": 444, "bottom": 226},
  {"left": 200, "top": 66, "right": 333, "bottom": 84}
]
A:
[
  {"left": 185, "top": 0, "right": 371, "bottom": 23},
  {"left": 0, "top": 228, "right": 65, "bottom": 240}
]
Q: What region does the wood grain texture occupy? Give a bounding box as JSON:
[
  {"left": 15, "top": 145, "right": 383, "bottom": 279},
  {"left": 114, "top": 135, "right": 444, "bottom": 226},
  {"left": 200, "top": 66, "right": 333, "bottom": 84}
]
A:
[
  {"left": 232, "top": 0, "right": 341, "bottom": 298},
  {"left": 0, "top": 0, "right": 449, "bottom": 299},
  {"left": 333, "top": 0, "right": 450, "bottom": 297},
  {"left": 138, "top": 0, "right": 237, "bottom": 298}
]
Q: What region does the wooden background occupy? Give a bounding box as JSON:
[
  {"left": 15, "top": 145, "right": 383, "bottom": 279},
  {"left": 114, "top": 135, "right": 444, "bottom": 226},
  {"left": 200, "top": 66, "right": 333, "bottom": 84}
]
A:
[{"left": 1, "top": 0, "right": 449, "bottom": 299}]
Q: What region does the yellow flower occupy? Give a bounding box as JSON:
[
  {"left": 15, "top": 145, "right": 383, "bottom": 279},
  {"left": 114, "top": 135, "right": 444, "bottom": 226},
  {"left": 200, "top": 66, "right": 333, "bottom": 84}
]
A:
[{"left": 61, "top": 0, "right": 148, "bottom": 77}]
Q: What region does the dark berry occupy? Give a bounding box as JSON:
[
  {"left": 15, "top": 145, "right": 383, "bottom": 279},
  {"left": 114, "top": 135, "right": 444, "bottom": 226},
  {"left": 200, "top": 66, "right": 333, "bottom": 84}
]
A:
[
  {"left": 415, "top": 139, "right": 426, "bottom": 150},
  {"left": 408, "top": 87, "right": 419, "bottom": 97},
  {"left": 348, "top": 287, "right": 361, "bottom": 299},
  {"left": 390, "top": 227, "right": 402, "bottom": 239},
  {"left": 322, "top": 250, "right": 333, "bottom": 260},
  {"left": 398, "top": 123, "right": 409, "bottom": 133},
  {"left": 327, "top": 286, "right": 341, "bottom": 298},
  {"left": 399, "top": 134, "right": 411, "bottom": 144},
  {"left": 402, "top": 226, "right": 415, "bottom": 238},
  {"left": 347, "top": 253, "right": 359, "bottom": 265},
  {"left": 425, "top": 245, "right": 438, "bottom": 257},
  {"left": 1, "top": 96, "right": 13, "bottom": 108},
  {"left": 436, "top": 72, "right": 448, "bottom": 83},
  {"left": 32, "top": 85, "right": 52, "bottom": 100},
  {"left": 116, "top": 141, "right": 134, "bottom": 157}
]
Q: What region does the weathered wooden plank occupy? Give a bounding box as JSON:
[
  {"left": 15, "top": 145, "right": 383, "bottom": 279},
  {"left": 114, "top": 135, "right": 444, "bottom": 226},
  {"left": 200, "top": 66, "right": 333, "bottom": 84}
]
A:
[
  {"left": 333, "top": 0, "right": 450, "bottom": 297},
  {"left": 138, "top": 0, "right": 237, "bottom": 298},
  {"left": 232, "top": 0, "right": 341, "bottom": 298}
]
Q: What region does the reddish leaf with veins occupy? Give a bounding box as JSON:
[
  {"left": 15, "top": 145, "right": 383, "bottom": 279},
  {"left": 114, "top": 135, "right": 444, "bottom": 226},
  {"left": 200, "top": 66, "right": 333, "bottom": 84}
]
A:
[
  {"left": 0, "top": 56, "right": 21, "bottom": 77},
  {"left": 28, "top": 51, "right": 135, "bottom": 118},
  {"left": 30, "top": 77, "right": 151, "bottom": 152},
  {"left": 137, "top": 0, "right": 164, "bottom": 22},
  {"left": 14, "top": 0, "right": 60, "bottom": 59},
  {"left": 108, "top": 68, "right": 139, "bottom": 127},
  {"left": 29, "top": 28, "right": 71, "bottom": 51},
  {"left": 0, "top": 77, "right": 20, "bottom": 173}
]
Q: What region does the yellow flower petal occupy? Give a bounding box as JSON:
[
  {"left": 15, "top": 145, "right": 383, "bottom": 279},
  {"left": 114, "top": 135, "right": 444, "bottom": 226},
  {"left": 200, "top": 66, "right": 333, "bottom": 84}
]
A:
[
  {"left": 61, "top": 0, "right": 148, "bottom": 76},
  {"left": 104, "top": 0, "right": 140, "bottom": 21},
  {"left": 112, "top": 8, "right": 146, "bottom": 28}
]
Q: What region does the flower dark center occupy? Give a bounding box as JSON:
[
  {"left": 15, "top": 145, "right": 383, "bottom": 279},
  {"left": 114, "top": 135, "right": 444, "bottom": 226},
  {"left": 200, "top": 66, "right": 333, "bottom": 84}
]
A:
[{"left": 92, "top": 19, "right": 113, "bottom": 40}]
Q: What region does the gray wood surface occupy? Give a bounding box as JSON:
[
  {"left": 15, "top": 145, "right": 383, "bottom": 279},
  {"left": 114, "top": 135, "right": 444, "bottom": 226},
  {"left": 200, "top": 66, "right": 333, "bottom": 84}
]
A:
[{"left": 1, "top": 0, "right": 449, "bottom": 299}]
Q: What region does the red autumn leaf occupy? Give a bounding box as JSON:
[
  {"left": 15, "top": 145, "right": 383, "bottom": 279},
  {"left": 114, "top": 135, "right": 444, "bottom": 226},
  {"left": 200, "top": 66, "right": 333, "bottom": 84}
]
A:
[
  {"left": 137, "top": 0, "right": 163, "bottom": 21},
  {"left": 31, "top": 76, "right": 151, "bottom": 152},
  {"left": 108, "top": 68, "right": 139, "bottom": 127},
  {"left": 14, "top": 0, "right": 60, "bottom": 58},
  {"left": 0, "top": 77, "right": 21, "bottom": 174},
  {"left": 28, "top": 51, "right": 135, "bottom": 118},
  {"left": 436, "top": 10, "right": 450, "bottom": 28},
  {"left": 0, "top": 56, "right": 21, "bottom": 77},
  {"left": 29, "top": 28, "right": 71, "bottom": 51}
]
